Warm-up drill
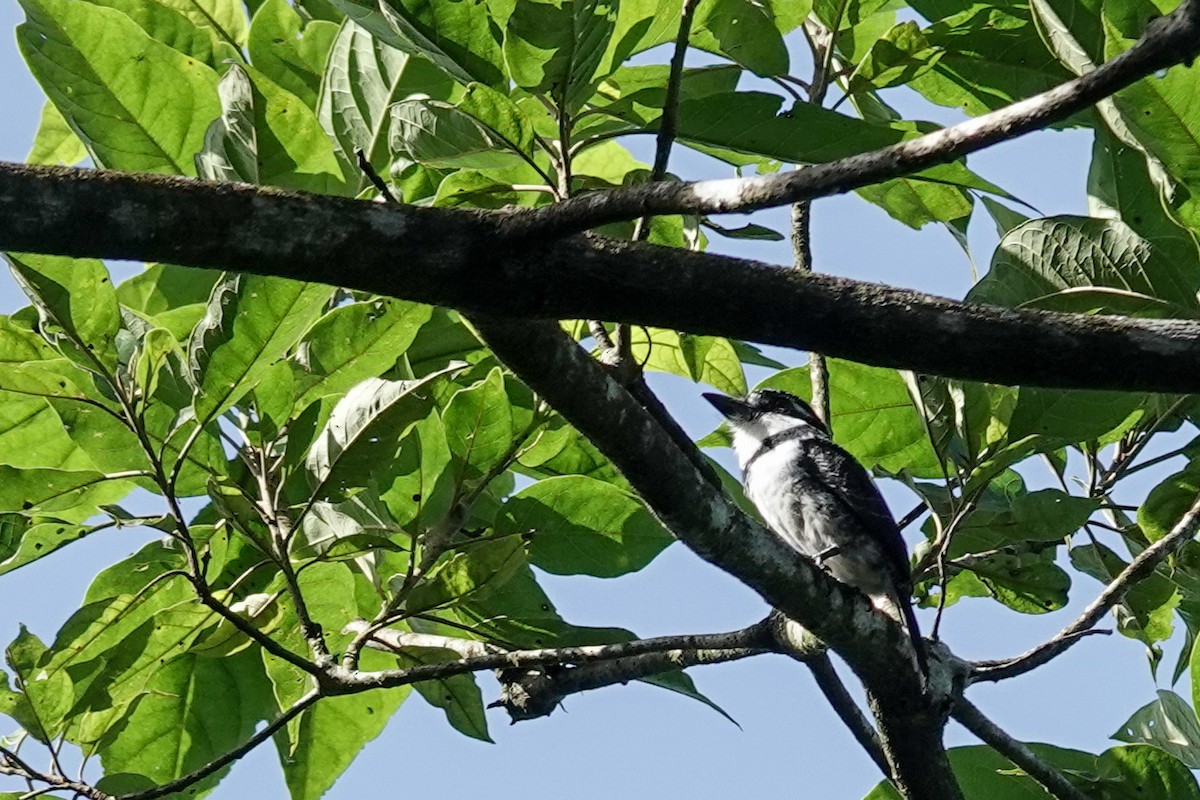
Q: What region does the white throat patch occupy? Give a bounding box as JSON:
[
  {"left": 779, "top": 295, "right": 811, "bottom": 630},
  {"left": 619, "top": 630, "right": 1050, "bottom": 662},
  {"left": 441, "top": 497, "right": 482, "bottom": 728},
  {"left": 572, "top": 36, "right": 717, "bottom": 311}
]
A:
[{"left": 730, "top": 412, "right": 823, "bottom": 470}]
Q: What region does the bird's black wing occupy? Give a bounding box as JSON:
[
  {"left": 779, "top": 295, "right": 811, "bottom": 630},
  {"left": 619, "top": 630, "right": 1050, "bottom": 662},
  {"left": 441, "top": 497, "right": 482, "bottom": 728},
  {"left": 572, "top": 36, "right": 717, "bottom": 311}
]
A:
[
  {"left": 793, "top": 436, "right": 927, "bottom": 678},
  {"left": 792, "top": 437, "right": 911, "bottom": 590}
]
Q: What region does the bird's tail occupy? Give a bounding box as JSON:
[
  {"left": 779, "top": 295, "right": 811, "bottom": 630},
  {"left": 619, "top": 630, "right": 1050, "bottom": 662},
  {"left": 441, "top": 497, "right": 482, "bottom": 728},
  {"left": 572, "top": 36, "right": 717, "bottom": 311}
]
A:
[
  {"left": 898, "top": 596, "right": 928, "bottom": 680},
  {"left": 874, "top": 592, "right": 928, "bottom": 681}
]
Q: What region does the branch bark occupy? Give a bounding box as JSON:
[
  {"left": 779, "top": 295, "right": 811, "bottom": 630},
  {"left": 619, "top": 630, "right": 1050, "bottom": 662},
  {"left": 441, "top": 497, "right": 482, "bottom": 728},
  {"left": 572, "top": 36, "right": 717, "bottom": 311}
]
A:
[
  {"left": 6, "top": 162, "right": 1200, "bottom": 393},
  {"left": 502, "top": 0, "right": 1200, "bottom": 234}
]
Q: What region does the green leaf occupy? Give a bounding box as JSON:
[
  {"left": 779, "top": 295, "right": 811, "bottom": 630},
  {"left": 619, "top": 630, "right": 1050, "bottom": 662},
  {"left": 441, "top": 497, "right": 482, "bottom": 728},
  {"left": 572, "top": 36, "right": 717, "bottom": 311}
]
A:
[
  {"left": 907, "top": 3, "right": 1072, "bottom": 117},
  {"left": 517, "top": 414, "right": 623, "bottom": 485},
  {"left": 628, "top": 328, "right": 747, "bottom": 396},
  {"left": 1091, "top": 744, "right": 1200, "bottom": 799},
  {"left": 389, "top": 631, "right": 491, "bottom": 741},
  {"left": 0, "top": 316, "right": 106, "bottom": 404},
  {"left": 1115, "top": 690, "right": 1200, "bottom": 769},
  {"left": 5, "top": 627, "right": 71, "bottom": 741},
  {"left": 1089, "top": 128, "right": 1200, "bottom": 275},
  {"left": 197, "top": 62, "right": 260, "bottom": 183},
  {"left": 156, "top": 0, "right": 247, "bottom": 48},
  {"left": 98, "top": 651, "right": 268, "bottom": 790},
  {"left": 247, "top": 0, "right": 338, "bottom": 107},
  {"left": 325, "top": 0, "right": 505, "bottom": 86},
  {"left": 276, "top": 651, "right": 410, "bottom": 800},
  {"left": 1105, "top": 6, "right": 1200, "bottom": 232},
  {"left": 1006, "top": 388, "right": 1143, "bottom": 445},
  {"left": 759, "top": 360, "right": 942, "bottom": 478},
  {"left": 188, "top": 274, "right": 334, "bottom": 425},
  {"left": 201, "top": 61, "right": 350, "bottom": 192},
  {"left": 27, "top": 101, "right": 86, "bottom": 165},
  {"left": 1140, "top": 461, "right": 1200, "bottom": 543},
  {"left": 969, "top": 215, "right": 1200, "bottom": 315},
  {"left": 317, "top": 20, "right": 456, "bottom": 178},
  {"left": 442, "top": 367, "right": 515, "bottom": 484},
  {"left": 579, "top": 64, "right": 741, "bottom": 136},
  {"left": 88, "top": 0, "right": 225, "bottom": 66},
  {"left": 402, "top": 307, "right": 491, "bottom": 376},
  {"left": 658, "top": 90, "right": 1004, "bottom": 204},
  {"left": 639, "top": 670, "right": 738, "bottom": 727},
  {"left": 591, "top": 0, "right": 679, "bottom": 78},
  {"left": 1071, "top": 541, "right": 1178, "bottom": 647},
  {"left": 296, "top": 493, "right": 403, "bottom": 560},
  {"left": 690, "top": 0, "right": 788, "bottom": 77},
  {"left": 701, "top": 219, "right": 785, "bottom": 241},
  {"left": 116, "top": 264, "right": 221, "bottom": 340},
  {"left": 499, "top": 0, "right": 615, "bottom": 108},
  {"left": 304, "top": 367, "right": 462, "bottom": 507},
  {"left": 249, "top": 64, "right": 350, "bottom": 192},
  {"left": 0, "top": 514, "right": 94, "bottom": 576},
  {"left": 937, "top": 474, "right": 1099, "bottom": 557},
  {"left": 378, "top": 411, "right": 458, "bottom": 531},
  {"left": 867, "top": 743, "right": 1199, "bottom": 800},
  {"left": 291, "top": 297, "right": 433, "bottom": 411},
  {"left": 7, "top": 253, "right": 121, "bottom": 374},
  {"left": 967, "top": 550, "right": 1071, "bottom": 614},
  {"left": 855, "top": 174, "right": 972, "bottom": 230},
  {"left": 847, "top": 21, "right": 943, "bottom": 94},
  {"left": 813, "top": 0, "right": 899, "bottom": 64},
  {"left": 981, "top": 196, "right": 1030, "bottom": 237},
  {"left": 446, "top": 559, "right": 621, "bottom": 647},
  {"left": 0, "top": 466, "right": 126, "bottom": 516},
  {"left": 17, "top": 0, "right": 220, "bottom": 175},
  {"left": 0, "top": 668, "right": 42, "bottom": 743},
  {"left": 390, "top": 94, "right": 536, "bottom": 172},
  {"left": 498, "top": 475, "right": 672, "bottom": 577},
  {"left": 408, "top": 538, "right": 527, "bottom": 615}
]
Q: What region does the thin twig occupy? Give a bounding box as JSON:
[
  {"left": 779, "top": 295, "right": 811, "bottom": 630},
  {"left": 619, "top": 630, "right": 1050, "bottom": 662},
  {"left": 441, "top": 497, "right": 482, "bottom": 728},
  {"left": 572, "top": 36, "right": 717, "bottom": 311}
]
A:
[
  {"left": 0, "top": 746, "right": 105, "bottom": 800},
  {"left": 952, "top": 699, "right": 1091, "bottom": 800},
  {"left": 118, "top": 690, "right": 321, "bottom": 800},
  {"left": 618, "top": 0, "right": 700, "bottom": 372},
  {"left": 334, "top": 618, "right": 776, "bottom": 691},
  {"left": 971, "top": 489, "right": 1200, "bottom": 682},
  {"left": 355, "top": 149, "right": 398, "bottom": 204},
  {"left": 630, "top": 0, "right": 698, "bottom": 243}
]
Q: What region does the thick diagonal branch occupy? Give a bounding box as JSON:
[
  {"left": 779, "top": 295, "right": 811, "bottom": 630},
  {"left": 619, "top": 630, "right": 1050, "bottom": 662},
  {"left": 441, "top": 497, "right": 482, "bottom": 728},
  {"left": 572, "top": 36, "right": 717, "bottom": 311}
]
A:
[
  {"left": 468, "top": 315, "right": 960, "bottom": 800},
  {"left": 971, "top": 490, "right": 1200, "bottom": 683},
  {"left": 502, "top": 0, "right": 1200, "bottom": 234}
]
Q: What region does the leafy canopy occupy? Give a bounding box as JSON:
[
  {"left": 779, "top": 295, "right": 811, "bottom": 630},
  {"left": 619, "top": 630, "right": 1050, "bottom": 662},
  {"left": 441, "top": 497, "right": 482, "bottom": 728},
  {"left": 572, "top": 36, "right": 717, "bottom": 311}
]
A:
[{"left": 5, "top": 0, "right": 1200, "bottom": 797}]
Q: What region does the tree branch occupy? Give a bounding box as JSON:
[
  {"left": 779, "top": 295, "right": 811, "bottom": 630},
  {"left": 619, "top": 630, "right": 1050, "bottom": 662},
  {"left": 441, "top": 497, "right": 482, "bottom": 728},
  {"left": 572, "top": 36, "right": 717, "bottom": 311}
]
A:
[
  {"left": 467, "top": 314, "right": 960, "bottom": 800},
  {"left": 970, "top": 489, "right": 1200, "bottom": 683},
  {"left": 335, "top": 618, "right": 775, "bottom": 693},
  {"left": 7, "top": 162, "right": 1200, "bottom": 394},
  {"left": 952, "top": 699, "right": 1091, "bottom": 800},
  {"left": 502, "top": 0, "right": 1200, "bottom": 234},
  {"left": 808, "top": 653, "right": 890, "bottom": 776},
  {"left": 490, "top": 644, "right": 764, "bottom": 723},
  {"left": 0, "top": 745, "right": 107, "bottom": 800}
]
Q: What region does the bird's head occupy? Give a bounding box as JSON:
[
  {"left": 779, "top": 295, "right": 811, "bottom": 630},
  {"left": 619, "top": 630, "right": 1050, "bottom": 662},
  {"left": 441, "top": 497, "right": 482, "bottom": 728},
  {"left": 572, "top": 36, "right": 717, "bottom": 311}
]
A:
[{"left": 703, "top": 389, "right": 830, "bottom": 459}]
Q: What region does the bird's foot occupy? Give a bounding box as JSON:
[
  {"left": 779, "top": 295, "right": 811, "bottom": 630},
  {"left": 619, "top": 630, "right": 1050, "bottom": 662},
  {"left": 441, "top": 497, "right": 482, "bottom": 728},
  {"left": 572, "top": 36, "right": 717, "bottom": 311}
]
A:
[{"left": 814, "top": 545, "right": 841, "bottom": 566}]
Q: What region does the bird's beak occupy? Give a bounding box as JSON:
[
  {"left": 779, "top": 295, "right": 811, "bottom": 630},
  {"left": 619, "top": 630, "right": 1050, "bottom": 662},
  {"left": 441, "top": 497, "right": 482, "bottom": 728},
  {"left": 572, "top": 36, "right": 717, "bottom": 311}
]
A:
[{"left": 702, "top": 392, "right": 752, "bottom": 421}]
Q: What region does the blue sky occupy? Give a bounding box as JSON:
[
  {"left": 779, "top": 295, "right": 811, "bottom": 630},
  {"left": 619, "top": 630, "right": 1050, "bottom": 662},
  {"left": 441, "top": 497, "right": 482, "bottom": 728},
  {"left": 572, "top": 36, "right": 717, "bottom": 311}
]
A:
[{"left": 0, "top": 5, "right": 1188, "bottom": 798}]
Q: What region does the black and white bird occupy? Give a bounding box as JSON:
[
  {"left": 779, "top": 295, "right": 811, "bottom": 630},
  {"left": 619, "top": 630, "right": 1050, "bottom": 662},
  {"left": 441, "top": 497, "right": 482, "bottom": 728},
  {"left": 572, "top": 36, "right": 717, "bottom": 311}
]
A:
[{"left": 703, "top": 389, "right": 927, "bottom": 676}]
